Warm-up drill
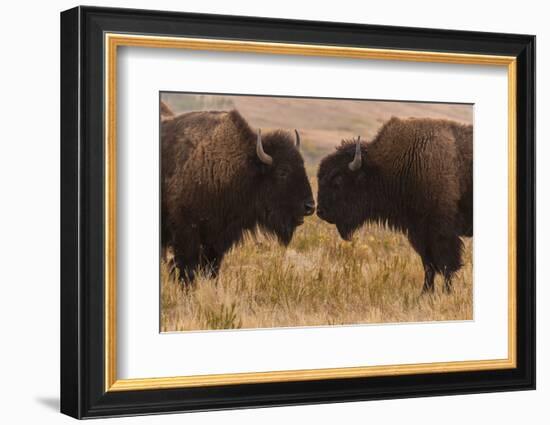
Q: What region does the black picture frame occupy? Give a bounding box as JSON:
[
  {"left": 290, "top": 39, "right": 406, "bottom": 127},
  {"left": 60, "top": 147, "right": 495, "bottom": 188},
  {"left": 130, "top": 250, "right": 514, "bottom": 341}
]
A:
[{"left": 61, "top": 5, "right": 535, "bottom": 419}]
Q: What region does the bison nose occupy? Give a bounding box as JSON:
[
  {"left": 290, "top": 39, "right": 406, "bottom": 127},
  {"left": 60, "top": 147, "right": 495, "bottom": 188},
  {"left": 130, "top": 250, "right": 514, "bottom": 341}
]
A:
[{"left": 304, "top": 200, "right": 316, "bottom": 216}]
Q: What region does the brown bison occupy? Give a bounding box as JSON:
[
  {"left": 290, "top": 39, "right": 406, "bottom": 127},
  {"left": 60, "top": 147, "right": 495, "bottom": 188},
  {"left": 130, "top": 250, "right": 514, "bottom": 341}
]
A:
[
  {"left": 161, "top": 109, "right": 315, "bottom": 282},
  {"left": 317, "top": 117, "right": 472, "bottom": 293}
]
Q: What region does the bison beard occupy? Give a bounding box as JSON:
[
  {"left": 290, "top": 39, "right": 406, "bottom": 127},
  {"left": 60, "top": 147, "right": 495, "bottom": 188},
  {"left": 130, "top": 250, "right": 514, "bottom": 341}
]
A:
[
  {"left": 161, "top": 109, "right": 314, "bottom": 283},
  {"left": 317, "top": 117, "right": 473, "bottom": 294}
]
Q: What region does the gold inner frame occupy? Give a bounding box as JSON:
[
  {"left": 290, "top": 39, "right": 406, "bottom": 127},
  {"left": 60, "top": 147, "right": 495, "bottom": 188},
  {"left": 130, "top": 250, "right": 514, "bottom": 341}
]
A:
[{"left": 104, "top": 33, "right": 517, "bottom": 392}]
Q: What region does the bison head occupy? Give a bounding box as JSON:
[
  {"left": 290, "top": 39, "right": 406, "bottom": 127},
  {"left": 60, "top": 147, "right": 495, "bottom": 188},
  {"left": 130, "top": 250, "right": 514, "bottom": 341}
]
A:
[
  {"left": 317, "top": 137, "right": 373, "bottom": 240},
  {"left": 254, "top": 129, "right": 315, "bottom": 245}
]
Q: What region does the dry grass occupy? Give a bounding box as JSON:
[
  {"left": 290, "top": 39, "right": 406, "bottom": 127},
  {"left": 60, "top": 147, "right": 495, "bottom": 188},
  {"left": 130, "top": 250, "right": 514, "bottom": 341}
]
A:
[{"left": 161, "top": 199, "right": 473, "bottom": 332}]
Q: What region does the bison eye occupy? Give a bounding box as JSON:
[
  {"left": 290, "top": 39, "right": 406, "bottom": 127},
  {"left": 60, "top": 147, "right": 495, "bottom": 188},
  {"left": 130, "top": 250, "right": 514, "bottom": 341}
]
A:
[{"left": 276, "top": 168, "right": 290, "bottom": 180}]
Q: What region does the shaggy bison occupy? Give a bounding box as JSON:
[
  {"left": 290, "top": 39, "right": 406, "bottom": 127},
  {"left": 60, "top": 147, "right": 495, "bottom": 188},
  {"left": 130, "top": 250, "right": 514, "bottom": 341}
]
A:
[
  {"left": 317, "top": 117, "right": 472, "bottom": 293},
  {"left": 161, "top": 109, "right": 315, "bottom": 282}
]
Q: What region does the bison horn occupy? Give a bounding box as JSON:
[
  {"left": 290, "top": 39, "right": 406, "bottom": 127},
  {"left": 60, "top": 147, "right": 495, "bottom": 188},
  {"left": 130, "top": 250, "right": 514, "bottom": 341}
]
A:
[
  {"left": 294, "top": 129, "right": 301, "bottom": 149},
  {"left": 348, "top": 136, "right": 362, "bottom": 171},
  {"left": 256, "top": 129, "right": 273, "bottom": 165}
]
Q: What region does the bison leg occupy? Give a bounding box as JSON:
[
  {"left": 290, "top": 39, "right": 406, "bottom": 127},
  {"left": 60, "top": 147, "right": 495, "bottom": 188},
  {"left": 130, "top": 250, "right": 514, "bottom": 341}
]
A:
[
  {"left": 409, "top": 224, "right": 463, "bottom": 294},
  {"left": 407, "top": 230, "right": 435, "bottom": 294},
  {"left": 199, "top": 245, "right": 224, "bottom": 279},
  {"left": 173, "top": 254, "right": 199, "bottom": 284},
  {"left": 172, "top": 228, "right": 202, "bottom": 285},
  {"left": 422, "top": 263, "right": 436, "bottom": 294},
  {"left": 431, "top": 233, "right": 463, "bottom": 294}
]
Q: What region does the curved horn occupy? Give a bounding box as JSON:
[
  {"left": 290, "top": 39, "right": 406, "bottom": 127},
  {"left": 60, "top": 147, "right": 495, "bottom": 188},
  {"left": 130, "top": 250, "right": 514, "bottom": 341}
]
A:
[
  {"left": 294, "top": 129, "right": 301, "bottom": 149},
  {"left": 256, "top": 129, "right": 273, "bottom": 165},
  {"left": 348, "top": 136, "right": 362, "bottom": 171}
]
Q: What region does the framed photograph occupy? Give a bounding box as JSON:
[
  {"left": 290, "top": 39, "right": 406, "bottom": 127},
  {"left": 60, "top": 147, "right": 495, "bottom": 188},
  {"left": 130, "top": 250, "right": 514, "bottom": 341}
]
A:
[{"left": 60, "top": 6, "right": 535, "bottom": 419}]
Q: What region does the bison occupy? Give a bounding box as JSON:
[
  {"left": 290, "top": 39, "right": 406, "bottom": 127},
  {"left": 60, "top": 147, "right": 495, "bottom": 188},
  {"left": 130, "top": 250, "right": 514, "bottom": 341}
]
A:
[
  {"left": 316, "top": 117, "right": 472, "bottom": 294},
  {"left": 161, "top": 109, "right": 315, "bottom": 282}
]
